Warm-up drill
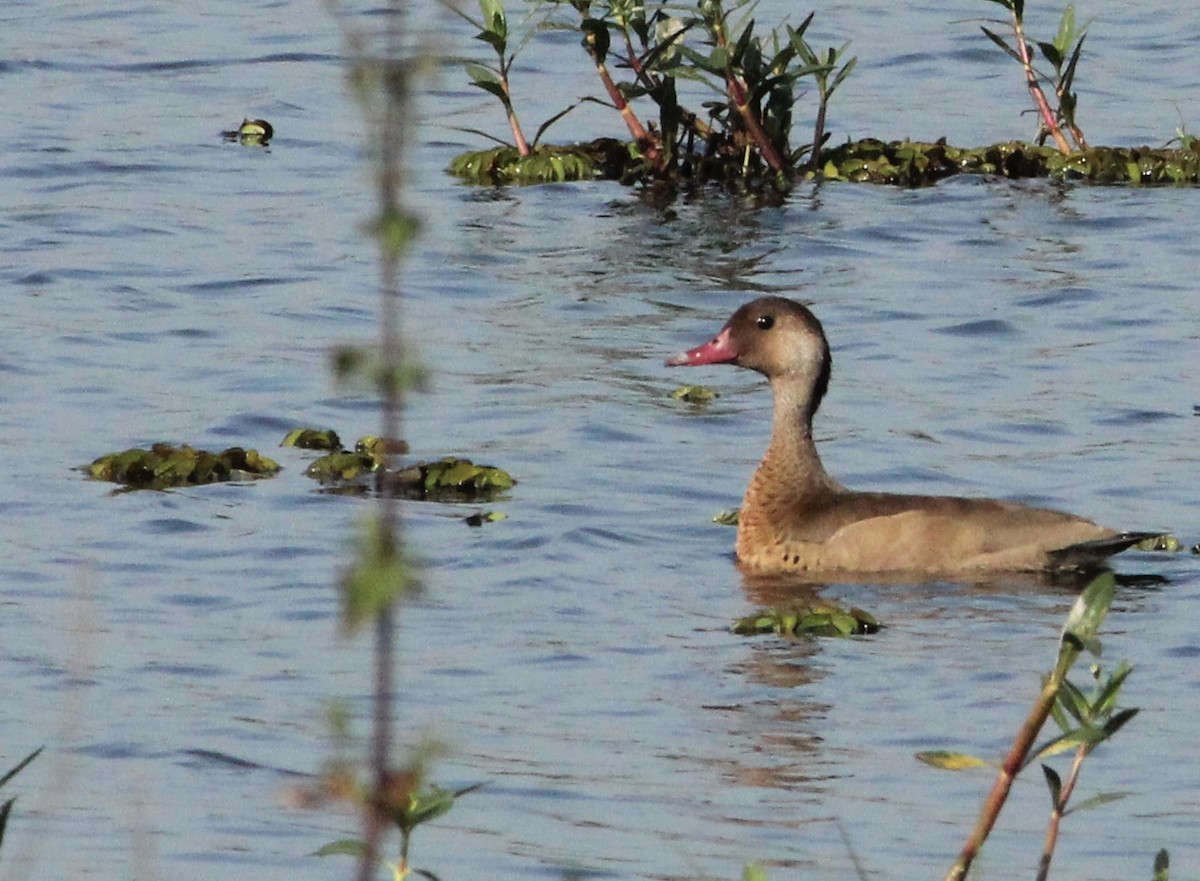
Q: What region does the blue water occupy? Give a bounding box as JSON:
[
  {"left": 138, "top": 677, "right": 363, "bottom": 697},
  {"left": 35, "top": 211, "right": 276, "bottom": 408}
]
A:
[{"left": 2, "top": 1, "right": 1197, "bottom": 879}]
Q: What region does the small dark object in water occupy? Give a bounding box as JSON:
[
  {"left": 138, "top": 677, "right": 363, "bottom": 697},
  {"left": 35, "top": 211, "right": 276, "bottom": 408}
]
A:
[{"left": 223, "top": 118, "right": 274, "bottom": 146}]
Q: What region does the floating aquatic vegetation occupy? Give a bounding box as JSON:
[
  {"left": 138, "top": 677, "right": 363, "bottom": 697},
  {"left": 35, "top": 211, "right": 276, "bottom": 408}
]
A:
[
  {"left": 816, "top": 138, "right": 1200, "bottom": 186},
  {"left": 355, "top": 435, "right": 409, "bottom": 459},
  {"left": 671, "top": 385, "right": 719, "bottom": 405},
  {"left": 282, "top": 428, "right": 343, "bottom": 451},
  {"left": 86, "top": 443, "right": 280, "bottom": 489},
  {"left": 290, "top": 430, "right": 409, "bottom": 485},
  {"left": 713, "top": 509, "right": 739, "bottom": 526},
  {"left": 1135, "top": 534, "right": 1181, "bottom": 552},
  {"left": 304, "top": 451, "right": 381, "bottom": 484},
  {"left": 288, "top": 428, "right": 509, "bottom": 500},
  {"left": 732, "top": 602, "right": 880, "bottom": 638},
  {"left": 381, "top": 457, "right": 515, "bottom": 500},
  {"left": 447, "top": 140, "right": 639, "bottom": 185},
  {"left": 915, "top": 751, "right": 991, "bottom": 771},
  {"left": 463, "top": 511, "right": 506, "bottom": 527},
  {"left": 451, "top": 135, "right": 1200, "bottom": 188},
  {"left": 222, "top": 118, "right": 273, "bottom": 146}
]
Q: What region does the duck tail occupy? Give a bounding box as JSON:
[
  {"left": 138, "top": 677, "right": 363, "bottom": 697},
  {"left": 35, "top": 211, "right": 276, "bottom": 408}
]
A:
[{"left": 1046, "top": 531, "right": 1164, "bottom": 571}]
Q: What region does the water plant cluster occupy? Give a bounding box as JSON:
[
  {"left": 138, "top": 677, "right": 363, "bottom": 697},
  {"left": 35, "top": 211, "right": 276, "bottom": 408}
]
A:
[
  {"left": 84, "top": 432, "right": 513, "bottom": 501},
  {"left": 448, "top": 0, "right": 1200, "bottom": 187},
  {"left": 448, "top": 0, "right": 854, "bottom": 185},
  {"left": 86, "top": 443, "right": 280, "bottom": 489}
]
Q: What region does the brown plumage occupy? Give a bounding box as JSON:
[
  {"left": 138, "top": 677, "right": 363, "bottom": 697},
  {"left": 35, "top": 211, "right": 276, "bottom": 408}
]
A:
[{"left": 666, "top": 296, "right": 1154, "bottom": 577}]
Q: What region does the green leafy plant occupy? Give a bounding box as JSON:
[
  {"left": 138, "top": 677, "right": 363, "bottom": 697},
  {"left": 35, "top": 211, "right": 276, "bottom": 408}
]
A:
[
  {"left": 447, "top": 0, "right": 536, "bottom": 154},
  {"left": 450, "top": 0, "right": 859, "bottom": 184},
  {"left": 981, "top": 0, "right": 1087, "bottom": 153},
  {"left": 941, "top": 573, "right": 1141, "bottom": 881},
  {"left": 321, "top": 0, "right": 446, "bottom": 876},
  {"left": 784, "top": 16, "right": 856, "bottom": 169},
  {"left": 315, "top": 775, "right": 484, "bottom": 880}
]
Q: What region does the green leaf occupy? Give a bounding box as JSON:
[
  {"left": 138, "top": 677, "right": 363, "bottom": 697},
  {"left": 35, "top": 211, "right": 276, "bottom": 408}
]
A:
[
  {"left": 1057, "top": 572, "right": 1115, "bottom": 674},
  {"left": 464, "top": 62, "right": 501, "bottom": 86},
  {"left": 1029, "top": 730, "right": 1081, "bottom": 763},
  {"left": 790, "top": 10, "right": 815, "bottom": 42},
  {"left": 477, "top": 0, "right": 507, "bottom": 40},
  {"left": 313, "top": 838, "right": 368, "bottom": 857},
  {"left": 388, "top": 782, "right": 483, "bottom": 834},
  {"left": 470, "top": 79, "right": 510, "bottom": 104},
  {"left": 474, "top": 28, "right": 506, "bottom": 56},
  {"left": 303, "top": 451, "right": 379, "bottom": 484},
  {"left": 916, "top": 751, "right": 989, "bottom": 771},
  {"left": 980, "top": 27, "right": 1024, "bottom": 64},
  {"left": 395, "top": 785, "right": 456, "bottom": 832},
  {"left": 730, "top": 18, "right": 756, "bottom": 67},
  {"left": 1042, "top": 763, "right": 1063, "bottom": 805},
  {"left": 830, "top": 611, "right": 858, "bottom": 636},
  {"left": 1037, "top": 40, "right": 1062, "bottom": 69},
  {"left": 1153, "top": 848, "right": 1170, "bottom": 881},
  {"left": 1055, "top": 677, "right": 1089, "bottom": 725},
  {"left": 281, "top": 428, "right": 342, "bottom": 451},
  {"left": 1061, "top": 33, "right": 1086, "bottom": 94},
  {"left": 1066, "top": 790, "right": 1129, "bottom": 814},
  {"left": 1066, "top": 722, "right": 1109, "bottom": 748},
  {"left": 1091, "top": 660, "right": 1133, "bottom": 715},
  {"left": 671, "top": 384, "right": 718, "bottom": 404},
  {"left": 1054, "top": 4, "right": 1077, "bottom": 54},
  {"left": 1049, "top": 687, "right": 1073, "bottom": 732},
  {"left": 743, "top": 863, "right": 770, "bottom": 881},
  {"left": 1102, "top": 706, "right": 1139, "bottom": 740},
  {"left": 339, "top": 515, "right": 419, "bottom": 635},
  {"left": 367, "top": 206, "right": 421, "bottom": 264}
]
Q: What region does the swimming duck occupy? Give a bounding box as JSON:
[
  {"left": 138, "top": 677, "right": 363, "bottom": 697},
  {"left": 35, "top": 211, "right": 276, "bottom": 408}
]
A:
[{"left": 666, "top": 296, "right": 1154, "bottom": 577}]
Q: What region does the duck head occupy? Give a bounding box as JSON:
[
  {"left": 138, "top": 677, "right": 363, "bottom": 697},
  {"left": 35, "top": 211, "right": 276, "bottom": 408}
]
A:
[{"left": 666, "top": 296, "right": 832, "bottom": 420}]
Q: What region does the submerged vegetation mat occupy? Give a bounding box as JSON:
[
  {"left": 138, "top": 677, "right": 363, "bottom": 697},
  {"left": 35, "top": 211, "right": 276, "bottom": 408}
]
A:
[{"left": 450, "top": 138, "right": 1200, "bottom": 187}]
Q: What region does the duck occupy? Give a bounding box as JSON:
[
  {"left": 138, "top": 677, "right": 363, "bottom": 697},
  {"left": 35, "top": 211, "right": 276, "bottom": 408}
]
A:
[{"left": 666, "top": 296, "right": 1156, "bottom": 577}]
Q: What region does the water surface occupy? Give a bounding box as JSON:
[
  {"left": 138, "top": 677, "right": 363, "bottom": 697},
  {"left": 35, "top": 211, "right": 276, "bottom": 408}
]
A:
[{"left": 1, "top": 1, "right": 1197, "bottom": 879}]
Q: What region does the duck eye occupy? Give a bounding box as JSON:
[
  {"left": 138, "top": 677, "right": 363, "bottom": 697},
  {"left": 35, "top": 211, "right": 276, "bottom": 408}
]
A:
[{"left": 756, "top": 314, "right": 775, "bottom": 331}]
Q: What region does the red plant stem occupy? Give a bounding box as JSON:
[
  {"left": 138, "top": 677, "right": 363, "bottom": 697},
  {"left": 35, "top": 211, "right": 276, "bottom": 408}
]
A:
[
  {"left": 625, "top": 43, "right": 715, "bottom": 141},
  {"left": 1011, "top": 14, "right": 1072, "bottom": 154},
  {"left": 945, "top": 675, "right": 1061, "bottom": 881},
  {"left": 584, "top": 40, "right": 662, "bottom": 169},
  {"left": 724, "top": 74, "right": 787, "bottom": 172},
  {"left": 706, "top": 14, "right": 786, "bottom": 173},
  {"left": 500, "top": 75, "right": 530, "bottom": 155},
  {"left": 1036, "top": 745, "right": 1088, "bottom": 881}
]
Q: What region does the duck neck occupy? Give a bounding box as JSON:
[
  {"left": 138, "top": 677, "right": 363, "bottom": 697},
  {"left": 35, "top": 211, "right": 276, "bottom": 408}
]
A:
[{"left": 751, "top": 379, "right": 842, "bottom": 501}]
